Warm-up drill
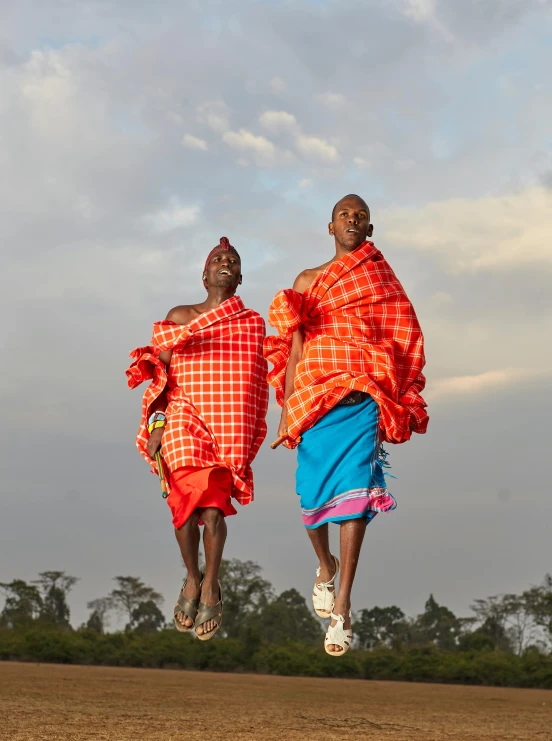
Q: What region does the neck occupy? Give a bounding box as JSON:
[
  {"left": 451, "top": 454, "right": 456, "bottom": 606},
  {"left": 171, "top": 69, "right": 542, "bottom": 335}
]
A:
[
  {"left": 333, "top": 239, "right": 367, "bottom": 260},
  {"left": 201, "top": 286, "right": 237, "bottom": 309}
]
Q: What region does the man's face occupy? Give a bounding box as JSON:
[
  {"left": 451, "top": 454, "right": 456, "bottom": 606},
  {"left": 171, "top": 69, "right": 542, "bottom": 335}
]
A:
[
  {"left": 204, "top": 250, "right": 242, "bottom": 290},
  {"left": 329, "top": 196, "right": 373, "bottom": 252}
]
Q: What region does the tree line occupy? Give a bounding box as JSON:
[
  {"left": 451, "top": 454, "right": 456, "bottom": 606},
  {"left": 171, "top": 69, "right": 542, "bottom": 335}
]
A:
[{"left": 1, "top": 563, "right": 551, "bottom": 687}]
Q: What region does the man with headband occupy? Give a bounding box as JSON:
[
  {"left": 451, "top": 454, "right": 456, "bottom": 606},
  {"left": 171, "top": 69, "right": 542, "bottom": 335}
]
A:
[{"left": 127, "top": 237, "right": 268, "bottom": 640}]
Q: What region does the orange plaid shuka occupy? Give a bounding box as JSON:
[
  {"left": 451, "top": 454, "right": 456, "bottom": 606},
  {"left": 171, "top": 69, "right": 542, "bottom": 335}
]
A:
[
  {"left": 126, "top": 296, "right": 269, "bottom": 504},
  {"left": 264, "top": 241, "right": 428, "bottom": 448}
]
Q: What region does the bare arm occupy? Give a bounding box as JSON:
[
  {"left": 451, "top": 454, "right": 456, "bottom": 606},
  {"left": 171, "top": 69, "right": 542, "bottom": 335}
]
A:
[
  {"left": 146, "top": 305, "right": 193, "bottom": 457},
  {"left": 270, "top": 271, "right": 312, "bottom": 449},
  {"left": 270, "top": 327, "right": 304, "bottom": 449}
]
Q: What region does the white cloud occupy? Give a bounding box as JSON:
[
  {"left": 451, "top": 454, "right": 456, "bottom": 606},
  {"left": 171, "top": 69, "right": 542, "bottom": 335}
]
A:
[
  {"left": 196, "top": 100, "right": 229, "bottom": 133},
  {"left": 259, "top": 110, "right": 298, "bottom": 133},
  {"left": 427, "top": 368, "right": 552, "bottom": 402},
  {"left": 315, "top": 92, "right": 346, "bottom": 110},
  {"left": 270, "top": 76, "right": 287, "bottom": 93},
  {"left": 74, "top": 195, "right": 97, "bottom": 220},
  {"left": 401, "top": 0, "right": 436, "bottom": 22},
  {"left": 354, "top": 156, "right": 371, "bottom": 169},
  {"left": 145, "top": 198, "right": 200, "bottom": 233},
  {"left": 429, "top": 291, "right": 453, "bottom": 306},
  {"left": 21, "top": 49, "right": 75, "bottom": 113},
  {"left": 394, "top": 158, "right": 416, "bottom": 171},
  {"left": 299, "top": 178, "right": 312, "bottom": 188},
  {"left": 167, "top": 111, "right": 184, "bottom": 125},
  {"left": 182, "top": 133, "right": 208, "bottom": 151},
  {"left": 222, "top": 128, "right": 276, "bottom": 163},
  {"left": 1, "top": 0, "right": 552, "bottom": 632},
  {"left": 381, "top": 187, "right": 552, "bottom": 272},
  {"left": 295, "top": 134, "right": 339, "bottom": 162},
  {"left": 399, "top": 0, "right": 454, "bottom": 42}
]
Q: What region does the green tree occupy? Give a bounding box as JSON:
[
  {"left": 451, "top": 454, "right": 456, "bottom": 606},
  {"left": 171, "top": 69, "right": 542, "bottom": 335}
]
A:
[
  {"left": 458, "top": 623, "right": 505, "bottom": 653},
  {"left": 471, "top": 593, "right": 537, "bottom": 655},
  {"left": 218, "top": 559, "right": 274, "bottom": 639},
  {"left": 109, "top": 576, "right": 164, "bottom": 630},
  {"left": 131, "top": 600, "right": 166, "bottom": 633},
  {"left": 86, "top": 597, "right": 113, "bottom": 633},
  {"left": 251, "top": 588, "right": 323, "bottom": 645},
  {"left": 34, "top": 571, "right": 79, "bottom": 628},
  {"left": 523, "top": 574, "right": 552, "bottom": 649},
  {"left": 354, "top": 605, "right": 406, "bottom": 649},
  {"left": 0, "top": 580, "right": 43, "bottom": 628},
  {"left": 414, "top": 594, "right": 462, "bottom": 650}
]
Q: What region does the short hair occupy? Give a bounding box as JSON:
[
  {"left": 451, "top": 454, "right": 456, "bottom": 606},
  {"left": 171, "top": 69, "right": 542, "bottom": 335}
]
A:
[{"left": 331, "top": 194, "right": 369, "bottom": 221}]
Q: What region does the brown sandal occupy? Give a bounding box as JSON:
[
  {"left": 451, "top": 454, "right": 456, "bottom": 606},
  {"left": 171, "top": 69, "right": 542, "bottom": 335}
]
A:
[
  {"left": 195, "top": 583, "right": 223, "bottom": 641},
  {"left": 173, "top": 576, "right": 202, "bottom": 633}
]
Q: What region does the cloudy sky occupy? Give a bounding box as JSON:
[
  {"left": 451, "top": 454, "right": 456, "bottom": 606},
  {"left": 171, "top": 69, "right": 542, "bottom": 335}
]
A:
[{"left": 1, "top": 0, "right": 551, "bottom": 628}]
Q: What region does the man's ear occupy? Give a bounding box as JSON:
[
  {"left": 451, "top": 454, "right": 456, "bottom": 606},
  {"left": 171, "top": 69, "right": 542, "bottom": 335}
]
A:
[
  {"left": 367, "top": 224, "right": 374, "bottom": 237},
  {"left": 239, "top": 275, "right": 243, "bottom": 285},
  {"left": 328, "top": 221, "right": 334, "bottom": 235}
]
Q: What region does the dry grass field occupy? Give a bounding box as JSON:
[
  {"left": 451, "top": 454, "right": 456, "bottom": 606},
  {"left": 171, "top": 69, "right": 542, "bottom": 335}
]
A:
[{"left": 0, "top": 662, "right": 551, "bottom": 741}]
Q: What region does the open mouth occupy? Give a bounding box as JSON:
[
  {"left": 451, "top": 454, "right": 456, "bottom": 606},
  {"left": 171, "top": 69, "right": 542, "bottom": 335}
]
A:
[
  {"left": 218, "top": 269, "right": 232, "bottom": 276},
  {"left": 346, "top": 228, "right": 359, "bottom": 234}
]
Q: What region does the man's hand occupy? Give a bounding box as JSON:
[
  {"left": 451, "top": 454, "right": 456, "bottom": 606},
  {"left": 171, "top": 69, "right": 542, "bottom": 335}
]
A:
[
  {"left": 271, "top": 408, "right": 289, "bottom": 449},
  {"left": 147, "top": 427, "right": 164, "bottom": 459}
]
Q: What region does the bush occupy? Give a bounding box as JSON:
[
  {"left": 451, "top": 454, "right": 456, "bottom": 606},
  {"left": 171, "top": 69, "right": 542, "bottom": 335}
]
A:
[{"left": 1, "top": 627, "right": 551, "bottom": 688}]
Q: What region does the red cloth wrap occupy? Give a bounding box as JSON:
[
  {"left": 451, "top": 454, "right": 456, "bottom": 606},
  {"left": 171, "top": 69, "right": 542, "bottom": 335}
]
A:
[
  {"left": 264, "top": 241, "right": 428, "bottom": 448},
  {"left": 168, "top": 466, "right": 237, "bottom": 529},
  {"left": 127, "top": 296, "right": 268, "bottom": 506}
]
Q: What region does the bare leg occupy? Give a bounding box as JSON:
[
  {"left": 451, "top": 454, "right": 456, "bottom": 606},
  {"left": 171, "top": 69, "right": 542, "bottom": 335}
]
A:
[
  {"left": 196, "top": 507, "right": 227, "bottom": 636},
  {"left": 174, "top": 510, "right": 202, "bottom": 628},
  {"left": 327, "top": 518, "right": 367, "bottom": 652},
  {"left": 307, "top": 523, "right": 338, "bottom": 593}
]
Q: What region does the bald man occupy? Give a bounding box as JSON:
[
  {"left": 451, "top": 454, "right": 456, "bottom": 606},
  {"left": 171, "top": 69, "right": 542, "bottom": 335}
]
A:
[{"left": 265, "top": 196, "right": 428, "bottom": 655}]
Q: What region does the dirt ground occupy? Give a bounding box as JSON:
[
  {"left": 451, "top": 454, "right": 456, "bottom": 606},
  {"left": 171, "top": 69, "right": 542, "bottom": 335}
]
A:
[{"left": 0, "top": 662, "right": 551, "bottom": 741}]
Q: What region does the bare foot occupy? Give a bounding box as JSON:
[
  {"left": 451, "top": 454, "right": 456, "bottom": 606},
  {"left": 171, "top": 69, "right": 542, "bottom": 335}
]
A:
[
  {"left": 175, "top": 574, "right": 202, "bottom": 629},
  {"left": 326, "top": 595, "right": 352, "bottom": 654},
  {"left": 195, "top": 579, "right": 221, "bottom": 637}
]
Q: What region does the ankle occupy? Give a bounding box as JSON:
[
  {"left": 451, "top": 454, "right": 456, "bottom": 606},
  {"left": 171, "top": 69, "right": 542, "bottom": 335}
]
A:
[
  {"left": 334, "top": 593, "right": 351, "bottom": 612},
  {"left": 186, "top": 570, "right": 202, "bottom": 587},
  {"left": 318, "top": 555, "right": 336, "bottom": 575},
  {"left": 201, "top": 576, "right": 219, "bottom": 592}
]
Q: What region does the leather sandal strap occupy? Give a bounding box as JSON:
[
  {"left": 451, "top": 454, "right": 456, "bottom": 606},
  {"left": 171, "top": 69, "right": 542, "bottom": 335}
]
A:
[
  {"left": 196, "top": 584, "right": 223, "bottom": 639},
  {"left": 196, "top": 600, "right": 223, "bottom": 627},
  {"left": 173, "top": 576, "right": 202, "bottom": 622},
  {"left": 174, "top": 593, "right": 200, "bottom": 620}
]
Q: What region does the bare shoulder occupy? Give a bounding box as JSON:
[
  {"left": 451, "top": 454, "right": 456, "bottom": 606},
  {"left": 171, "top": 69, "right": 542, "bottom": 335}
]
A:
[
  {"left": 292, "top": 261, "right": 332, "bottom": 294},
  {"left": 166, "top": 305, "right": 200, "bottom": 325}
]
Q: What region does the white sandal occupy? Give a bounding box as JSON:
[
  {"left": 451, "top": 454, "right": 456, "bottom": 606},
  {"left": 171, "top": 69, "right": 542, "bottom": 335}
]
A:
[
  {"left": 312, "top": 555, "right": 340, "bottom": 618},
  {"left": 324, "top": 611, "right": 353, "bottom": 657}
]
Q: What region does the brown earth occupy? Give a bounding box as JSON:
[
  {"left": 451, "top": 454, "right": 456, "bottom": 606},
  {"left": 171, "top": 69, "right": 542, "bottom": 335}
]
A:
[{"left": 0, "top": 662, "right": 551, "bottom": 741}]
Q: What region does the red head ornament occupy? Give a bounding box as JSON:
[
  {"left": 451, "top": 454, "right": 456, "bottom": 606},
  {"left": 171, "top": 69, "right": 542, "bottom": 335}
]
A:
[{"left": 203, "top": 237, "right": 241, "bottom": 288}]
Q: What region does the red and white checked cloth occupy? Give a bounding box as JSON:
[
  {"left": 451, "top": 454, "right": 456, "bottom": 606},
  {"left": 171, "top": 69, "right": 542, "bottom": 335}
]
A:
[
  {"left": 264, "top": 241, "right": 428, "bottom": 448},
  {"left": 127, "top": 296, "right": 269, "bottom": 504}
]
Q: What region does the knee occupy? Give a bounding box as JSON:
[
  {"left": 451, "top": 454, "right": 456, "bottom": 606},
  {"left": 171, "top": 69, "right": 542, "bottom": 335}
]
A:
[
  {"left": 201, "top": 507, "right": 224, "bottom": 532},
  {"left": 176, "top": 509, "right": 201, "bottom": 533}
]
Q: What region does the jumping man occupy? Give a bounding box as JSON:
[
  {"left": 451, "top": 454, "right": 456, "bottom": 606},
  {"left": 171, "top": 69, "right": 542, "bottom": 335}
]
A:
[
  {"left": 265, "top": 196, "right": 428, "bottom": 655},
  {"left": 127, "top": 237, "right": 268, "bottom": 640}
]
